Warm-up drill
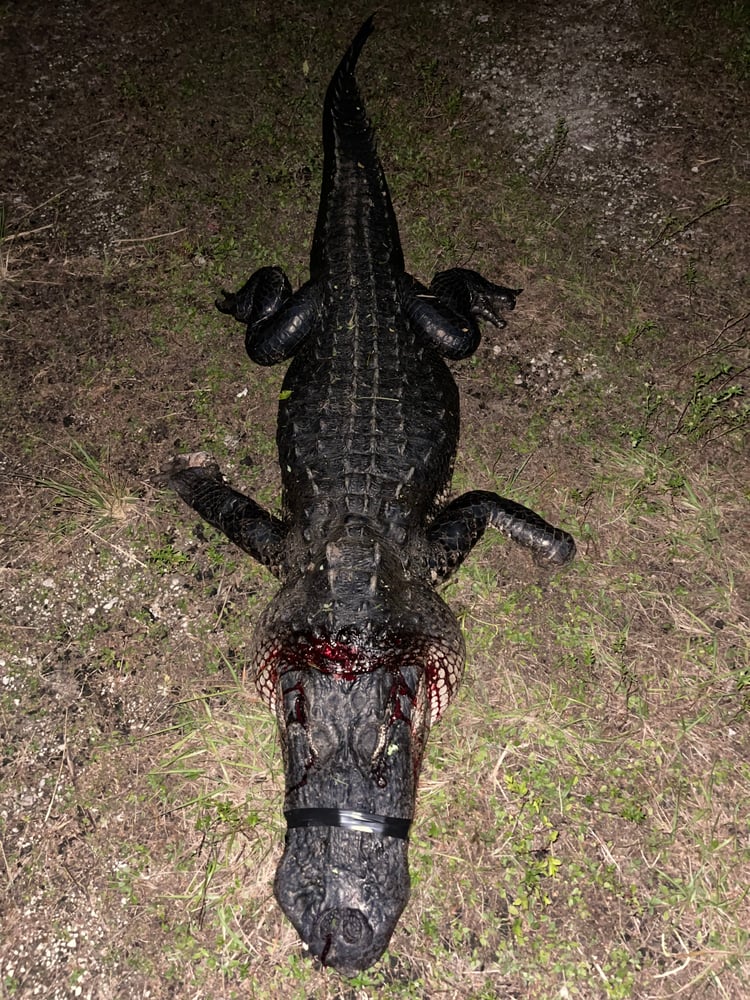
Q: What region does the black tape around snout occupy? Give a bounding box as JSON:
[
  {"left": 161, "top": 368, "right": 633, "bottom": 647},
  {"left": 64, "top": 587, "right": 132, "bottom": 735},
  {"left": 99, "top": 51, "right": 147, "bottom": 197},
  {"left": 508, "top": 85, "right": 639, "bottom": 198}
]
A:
[{"left": 285, "top": 807, "right": 411, "bottom": 840}]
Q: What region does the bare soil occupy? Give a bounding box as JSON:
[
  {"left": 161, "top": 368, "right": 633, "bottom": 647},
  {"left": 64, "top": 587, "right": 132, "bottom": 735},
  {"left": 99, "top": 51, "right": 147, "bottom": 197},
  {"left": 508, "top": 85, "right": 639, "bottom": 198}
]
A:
[{"left": 1, "top": 1, "right": 748, "bottom": 998}]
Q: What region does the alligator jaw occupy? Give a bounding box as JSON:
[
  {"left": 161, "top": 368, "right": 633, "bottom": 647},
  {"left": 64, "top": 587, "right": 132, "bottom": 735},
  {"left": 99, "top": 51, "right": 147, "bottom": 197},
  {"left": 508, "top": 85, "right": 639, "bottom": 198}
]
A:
[
  {"left": 258, "top": 615, "right": 438, "bottom": 972},
  {"left": 275, "top": 825, "right": 410, "bottom": 973},
  {"left": 270, "top": 663, "right": 425, "bottom": 972}
]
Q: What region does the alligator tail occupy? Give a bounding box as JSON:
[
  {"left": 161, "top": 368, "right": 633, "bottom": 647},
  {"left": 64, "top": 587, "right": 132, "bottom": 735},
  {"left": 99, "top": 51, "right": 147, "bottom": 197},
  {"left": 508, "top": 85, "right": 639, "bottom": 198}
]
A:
[
  {"left": 325, "top": 14, "right": 375, "bottom": 127},
  {"left": 310, "top": 15, "right": 405, "bottom": 277}
]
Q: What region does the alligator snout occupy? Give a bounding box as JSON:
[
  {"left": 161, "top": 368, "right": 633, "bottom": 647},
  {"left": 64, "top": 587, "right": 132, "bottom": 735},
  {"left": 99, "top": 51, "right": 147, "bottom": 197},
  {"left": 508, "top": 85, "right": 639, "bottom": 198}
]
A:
[
  {"left": 274, "top": 825, "right": 411, "bottom": 973},
  {"left": 312, "top": 907, "right": 374, "bottom": 969}
]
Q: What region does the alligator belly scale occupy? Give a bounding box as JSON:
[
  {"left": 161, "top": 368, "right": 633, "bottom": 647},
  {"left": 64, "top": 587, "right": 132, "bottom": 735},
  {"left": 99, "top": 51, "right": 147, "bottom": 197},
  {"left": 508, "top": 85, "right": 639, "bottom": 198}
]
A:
[{"left": 163, "top": 16, "right": 575, "bottom": 974}]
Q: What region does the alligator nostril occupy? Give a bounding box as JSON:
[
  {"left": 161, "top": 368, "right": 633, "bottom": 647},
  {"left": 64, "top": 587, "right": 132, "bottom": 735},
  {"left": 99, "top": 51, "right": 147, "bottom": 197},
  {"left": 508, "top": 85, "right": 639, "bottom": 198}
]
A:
[{"left": 315, "top": 907, "right": 373, "bottom": 956}]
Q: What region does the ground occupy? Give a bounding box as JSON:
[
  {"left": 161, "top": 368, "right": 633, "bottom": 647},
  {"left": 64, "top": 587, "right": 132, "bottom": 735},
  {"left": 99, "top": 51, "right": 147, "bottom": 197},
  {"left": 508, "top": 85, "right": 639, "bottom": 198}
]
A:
[{"left": 1, "top": 1, "right": 748, "bottom": 998}]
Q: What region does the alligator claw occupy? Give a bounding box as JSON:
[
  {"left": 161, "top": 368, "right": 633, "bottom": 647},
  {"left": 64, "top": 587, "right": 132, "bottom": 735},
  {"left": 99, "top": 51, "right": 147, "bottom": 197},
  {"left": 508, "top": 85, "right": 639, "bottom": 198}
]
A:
[
  {"left": 156, "top": 451, "right": 223, "bottom": 488},
  {"left": 429, "top": 268, "right": 522, "bottom": 333},
  {"left": 215, "top": 290, "right": 237, "bottom": 316},
  {"left": 472, "top": 285, "right": 523, "bottom": 327},
  {"left": 215, "top": 266, "right": 293, "bottom": 325}
]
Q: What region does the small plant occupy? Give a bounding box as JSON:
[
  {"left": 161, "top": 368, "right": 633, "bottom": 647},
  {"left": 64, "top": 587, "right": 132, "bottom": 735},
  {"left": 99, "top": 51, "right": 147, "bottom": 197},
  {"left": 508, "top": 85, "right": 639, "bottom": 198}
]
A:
[
  {"left": 673, "top": 362, "right": 747, "bottom": 441},
  {"left": 646, "top": 194, "right": 730, "bottom": 252},
  {"left": 148, "top": 543, "right": 191, "bottom": 573},
  {"left": 36, "top": 440, "right": 140, "bottom": 527},
  {"left": 502, "top": 771, "right": 563, "bottom": 939},
  {"left": 620, "top": 381, "right": 664, "bottom": 448},
  {"left": 619, "top": 319, "right": 661, "bottom": 350},
  {"left": 684, "top": 259, "right": 699, "bottom": 298}
]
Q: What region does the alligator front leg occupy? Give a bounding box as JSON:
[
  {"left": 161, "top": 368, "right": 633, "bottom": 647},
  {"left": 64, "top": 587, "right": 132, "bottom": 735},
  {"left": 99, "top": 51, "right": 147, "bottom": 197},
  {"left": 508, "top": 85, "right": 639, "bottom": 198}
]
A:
[
  {"left": 432, "top": 267, "right": 520, "bottom": 326},
  {"left": 400, "top": 268, "right": 521, "bottom": 359},
  {"left": 427, "top": 490, "right": 575, "bottom": 583},
  {"left": 161, "top": 453, "right": 288, "bottom": 578},
  {"left": 216, "top": 266, "right": 323, "bottom": 366}
]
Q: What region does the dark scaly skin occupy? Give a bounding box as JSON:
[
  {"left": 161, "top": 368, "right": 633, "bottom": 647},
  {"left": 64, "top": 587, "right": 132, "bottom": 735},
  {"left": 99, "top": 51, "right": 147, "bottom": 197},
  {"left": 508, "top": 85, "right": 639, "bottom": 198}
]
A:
[{"left": 162, "top": 16, "right": 574, "bottom": 973}]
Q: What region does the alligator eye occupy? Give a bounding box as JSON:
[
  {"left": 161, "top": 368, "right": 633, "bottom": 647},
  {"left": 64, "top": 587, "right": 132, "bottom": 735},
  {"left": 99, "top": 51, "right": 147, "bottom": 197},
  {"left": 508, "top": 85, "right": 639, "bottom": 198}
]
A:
[
  {"left": 307, "top": 718, "right": 339, "bottom": 764},
  {"left": 282, "top": 680, "right": 308, "bottom": 728}
]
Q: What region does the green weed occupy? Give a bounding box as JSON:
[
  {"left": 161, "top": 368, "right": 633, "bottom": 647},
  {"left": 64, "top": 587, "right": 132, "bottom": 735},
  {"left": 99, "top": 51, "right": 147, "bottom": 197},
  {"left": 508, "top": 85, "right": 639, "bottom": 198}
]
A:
[
  {"left": 673, "top": 363, "right": 747, "bottom": 441},
  {"left": 147, "top": 543, "right": 191, "bottom": 573}
]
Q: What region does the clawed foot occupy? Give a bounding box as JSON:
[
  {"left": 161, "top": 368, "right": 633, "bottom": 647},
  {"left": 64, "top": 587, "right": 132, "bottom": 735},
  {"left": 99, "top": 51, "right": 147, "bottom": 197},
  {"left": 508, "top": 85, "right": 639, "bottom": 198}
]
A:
[
  {"left": 215, "top": 290, "right": 238, "bottom": 316},
  {"left": 155, "top": 451, "right": 224, "bottom": 489},
  {"left": 430, "top": 268, "right": 522, "bottom": 331},
  {"left": 469, "top": 280, "right": 522, "bottom": 328},
  {"left": 215, "top": 266, "right": 292, "bottom": 325}
]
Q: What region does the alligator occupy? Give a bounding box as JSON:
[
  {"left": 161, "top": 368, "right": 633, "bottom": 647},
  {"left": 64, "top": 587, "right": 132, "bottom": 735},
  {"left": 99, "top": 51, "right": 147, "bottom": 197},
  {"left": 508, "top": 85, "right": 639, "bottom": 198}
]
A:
[{"left": 162, "top": 16, "right": 575, "bottom": 973}]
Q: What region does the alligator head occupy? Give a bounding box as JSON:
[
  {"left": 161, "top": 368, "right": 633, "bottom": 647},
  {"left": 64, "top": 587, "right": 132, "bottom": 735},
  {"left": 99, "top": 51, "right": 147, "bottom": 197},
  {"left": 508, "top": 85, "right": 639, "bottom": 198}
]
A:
[
  {"left": 250, "top": 548, "right": 465, "bottom": 972},
  {"left": 272, "top": 663, "right": 418, "bottom": 972}
]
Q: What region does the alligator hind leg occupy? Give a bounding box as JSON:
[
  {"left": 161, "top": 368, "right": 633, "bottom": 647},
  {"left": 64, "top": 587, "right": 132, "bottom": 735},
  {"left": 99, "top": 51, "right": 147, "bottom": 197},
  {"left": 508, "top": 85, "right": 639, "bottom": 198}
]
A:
[
  {"left": 427, "top": 489, "right": 575, "bottom": 583},
  {"left": 216, "top": 266, "right": 323, "bottom": 366},
  {"left": 160, "top": 453, "right": 288, "bottom": 578},
  {"left": 400, "top": 268, "right": 521, "bottom": 360}
]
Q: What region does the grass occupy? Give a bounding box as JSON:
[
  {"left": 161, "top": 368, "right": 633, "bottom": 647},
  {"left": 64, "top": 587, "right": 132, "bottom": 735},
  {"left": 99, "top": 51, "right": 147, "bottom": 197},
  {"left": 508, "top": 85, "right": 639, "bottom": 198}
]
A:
[
  {"left": 0, "top": 201, "right": 55, "bottom": 284},
  {"left": 428, "top": 420, "right": 749, "bottom": 995},
  {"left": 34, "top": 439, "right": 142, "bottom": 529},
  {"left": 148, "top": 680, "right": 283, "bottom": 958}
]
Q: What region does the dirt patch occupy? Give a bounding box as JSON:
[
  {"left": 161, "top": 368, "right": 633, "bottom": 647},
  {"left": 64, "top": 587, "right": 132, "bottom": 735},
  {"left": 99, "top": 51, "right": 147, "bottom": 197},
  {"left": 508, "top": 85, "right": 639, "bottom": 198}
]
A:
[{"left": 472, "top": 0, "right": 744, "bottom": 249}]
